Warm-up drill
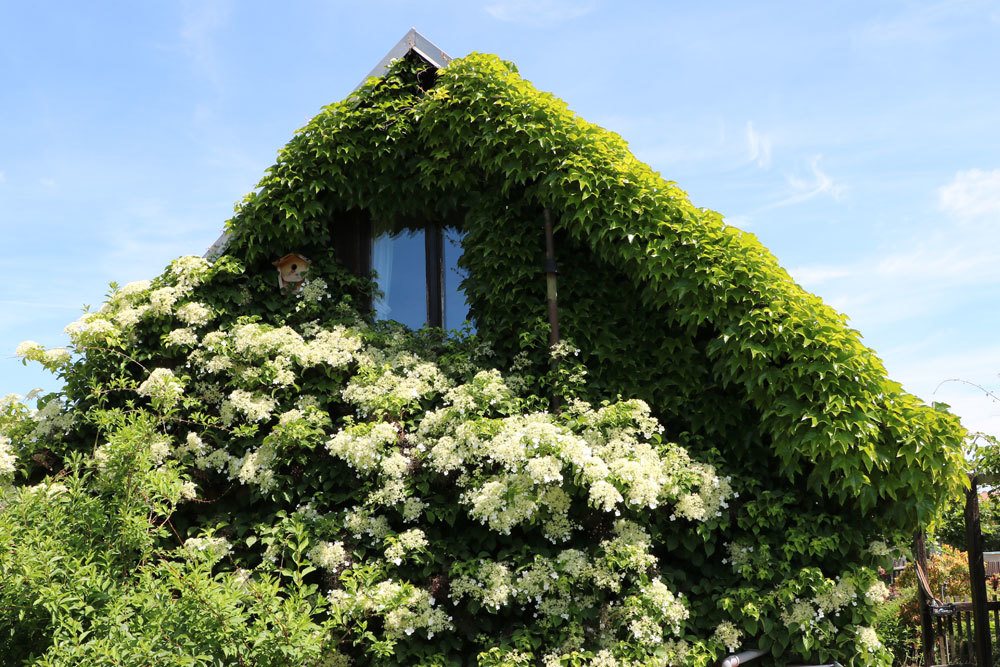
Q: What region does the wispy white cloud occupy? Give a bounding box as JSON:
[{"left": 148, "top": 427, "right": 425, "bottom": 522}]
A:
[
  {"left": 789, "top": 167, "right": 1000, "bottom": 330},
  {"left": 884, "top": 342, "right": 1000, "bottom": 434},
  {"left": 939, "top": 168, "right": 1000, "bottom": 221},
  {"left": 759, "top": 156, "right": 844, "bottom": 211},
  {"left": 857, "top": 0, "right": 990, "bottom": 45},
  {"left": 484, "top": 0, "right": 598, "bottom": 26},
  {"left": 745, "top": 121, "right": 772, "bottom": 168},
  {"left": 178, "top": 0, "right": 231, "bottom": 84},
  {"left": 0, "top": 170, "right": 6, "bottom": 184}
]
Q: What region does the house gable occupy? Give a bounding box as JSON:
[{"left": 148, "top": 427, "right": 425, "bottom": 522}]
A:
[{"left": 216, "top": 42, "right": 966, "bottom": 530}]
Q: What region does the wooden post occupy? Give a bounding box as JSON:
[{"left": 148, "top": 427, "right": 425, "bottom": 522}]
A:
[
  {"left": 915, "top": 530, "right": 936, "bottom": 667},
  {"left": 966, "top": 474, "right": 993, "bottom": 667}
]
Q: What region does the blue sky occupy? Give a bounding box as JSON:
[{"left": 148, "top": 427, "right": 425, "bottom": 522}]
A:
[{"left": 2, "top": 1, "right": 1000, "bottom": 433}]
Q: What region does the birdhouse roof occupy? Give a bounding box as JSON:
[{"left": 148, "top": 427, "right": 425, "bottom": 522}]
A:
[{"left": 272, "top": 252, "right": 310, "bottom": 267}]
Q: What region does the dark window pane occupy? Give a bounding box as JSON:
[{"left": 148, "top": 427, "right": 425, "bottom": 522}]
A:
[
  {"left": 373, "top": 228, "right": 427, "bottom": 329},
  {"left": 443, "top": 227, "right": 472, "bottom": 331}
]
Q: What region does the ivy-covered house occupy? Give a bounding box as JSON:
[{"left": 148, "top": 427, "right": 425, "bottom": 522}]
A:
[
  {"left": 1, "top": 29, "right": 967, "bottom": 667},
  {"left": 203, "top": 29, "right": 966, "bottom": 664},
  {"left": 213, "top": 29, "right": 964, "bottom": 520}
]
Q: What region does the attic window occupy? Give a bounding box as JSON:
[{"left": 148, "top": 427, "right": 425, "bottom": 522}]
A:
[{"left": 372, "top": 221, "right": 469, "bottom": 330}]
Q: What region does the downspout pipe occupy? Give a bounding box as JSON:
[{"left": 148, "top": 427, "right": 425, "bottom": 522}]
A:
[
  {"left": 718, "top": 648, "right": 842, "bottom": 667},
  {"left": 543, "top": 207, "right": 560, "bottom": 349},
  {"left": 719, "top": 649, "right": 766, "bottom": 667},
  {"left": 542, "top": 207, "right": 560, "bottom": 413}
]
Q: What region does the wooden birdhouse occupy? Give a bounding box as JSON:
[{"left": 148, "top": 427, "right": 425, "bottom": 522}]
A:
[{"left": 273, "top": 253, "right": 311, "bottom": 291}]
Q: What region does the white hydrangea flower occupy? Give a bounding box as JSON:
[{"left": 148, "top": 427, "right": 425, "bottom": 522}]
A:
[
  {"left": 234, "top": 444, "right": 277, "bottom": 490},
  {"left": 868, "top": 540, "right": 892, "bottom": 557},
  {"left": 0, "top": 435, "right": 17, "bottom": 476},
  {"left": 227, "top": 390, "right": 276, "bottom": 422},
  {"left": 165, "top": 328, "right": 198, "bottom": 348},
  {"left": 179, "top": 480, "right": 198, "bottom": 500},
  {"left": 781, "top": 600, "right": 816, "bottom": 628},
  {"left": 117, "top": 280, "right": 152, "bottom": 298},
  {"left": 713, "top": 620, "right": 742, "bottom": 652},
  {"left": 168, "top": 255, "right": 212, "bottom": 289},
  {"left": 856, "top": 625, "right": 882, "bottom": 653},
  {"left": 183, "top": 535, "right": 232, "bottom": 562},
  {"left": 64, "top": 313, "right": 120, "bottom": 346},
  {"left": 814, "top": 576, "right": 857, "bottom": 613},
  {"left": 137, "top": 368, "right": 185, "bottom": 410},
  {"left": 14, "top": 342, "right": 71, "bottom": 371},
  {"left": 865, "top": 580, "right": 890, "bottom": 605},
  {"left": 14, "top": 340, "right": 43, "bottom": 360},
  {"left": 175, "top": 302, "right": 213, "bottom": 327},
  {"left": 149, "top": 438, "right": 171, "bottom": 464},
  {"left": 308, "top": 540, "right": 348, "bottom": 571},
  {"left": 111, "top": 304, "right": 151, "bottom": 328},
  {"left": 149, "top": 287, "right": 180, "bottom": 315},
  {"left": 385, "top": 529, "right": 428, "bottom": 565},
  {"left": 327, "top": 422, "right": 398, "bottom": 473}
]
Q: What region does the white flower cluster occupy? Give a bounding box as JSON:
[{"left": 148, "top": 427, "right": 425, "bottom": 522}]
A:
[
  {"left": 149, "top": 287, "right": 180, "bottom": 316},
  {"left": 327, "top": 422, "right": 398, "bottom": 472},
  {"left": 449, "top": 522, "right": 665, "bottom": 634},
  {"left": 384, "top": 528, "right": 428, "bottom": 565},
  {"left": 15, "top": 341, "right": 72, "bottom": 371},
  {"left": 64, "top": 313, "right": 120, "bottom": 347},
  {"left": 326, "top": 420, "right": 416, "bottom": 509},
  {"left": 167, "top": 256, "right": 212, "bottom": 290},
  {"left": 414, "top": 376, "right": 731, "bottom": 541},
  {"left": 183, "top": 535, "right": 232, "bottom": 563},
  {"left": 165, "top": 328, "right": 199, "bottom": 348},
  {"left": 344, "top": 508, "right": 392, "bottom": 541},
  {"left": 864, "top": 580, "right": 890, "bottom": 605},
  {"left": 137, "top": 368, "right": 185, "bottom": 411},
  {"left": 234, "top": 443, "right": 277, "bottom": 491},
  {"left": 781, "top": 599, "right": 816, "bottom": 628},
  {"left": 227, "top": 390, "right": 277, "bottom": 423},
  {"left": 856, "top": 625, "right": 882, "bottom": 653},
  {"left": 308, "top": 540, "right": 349, "bottom": 572},
  {"left": 188, "top": 322, "right": 361, "bottom": 390},
  {"left": 0, "top": 435, "right": 17, "bottom": 477},
  {"left": 30, "top": 398, "right": 75, "bottom": 441},
  {"left": 295, "top": 277, "right": 331, "bottom": 311},
  {"left": 178, "top": 479, "right": 198, "bottom": 500},
  {"left": 342, "top": 352, "right": 451, "bottom": 417},
  {"left": 327, "top": 579, "right": 452, "bottom": 640},
  {"left": 868, "top": 540, "right": 893, "bottom": 558},
  {"left": 713, "top": 620, "right": 742, "bottom": 653},
  {"left": 624, "top": 578, "right": 690, "bottom": 646},
  {"left": 812, "top": 577, "right": 858, "bottom": 615},
  {"left": 176, "top": 302, "right": 213, "bottom": 327}
]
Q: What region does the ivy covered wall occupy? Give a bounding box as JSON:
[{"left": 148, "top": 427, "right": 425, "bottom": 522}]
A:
[
  {"left": 0, "top": 51, "right": 967, "bottom": 666},
  {"left": 225, "top": 52, "right": 965, "bottom": 530}
]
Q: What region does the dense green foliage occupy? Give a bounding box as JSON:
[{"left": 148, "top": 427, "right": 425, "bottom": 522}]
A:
[
  {"left": 0, "top": 53, "right": 968, "bottom": 665},
  {"left": 935, "top": 492, "right": 1000, "bottom": 553}
]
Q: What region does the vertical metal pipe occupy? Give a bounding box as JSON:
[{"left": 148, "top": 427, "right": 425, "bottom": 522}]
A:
[
  {"left": 966, "top": 474, "right": 993, "bottom": 667},
  {"left": 543, "top": 208, "right": 560, "bottom": 413},
  {"left": 543, "top": 208, "right": 560, "bottom": 348}
]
